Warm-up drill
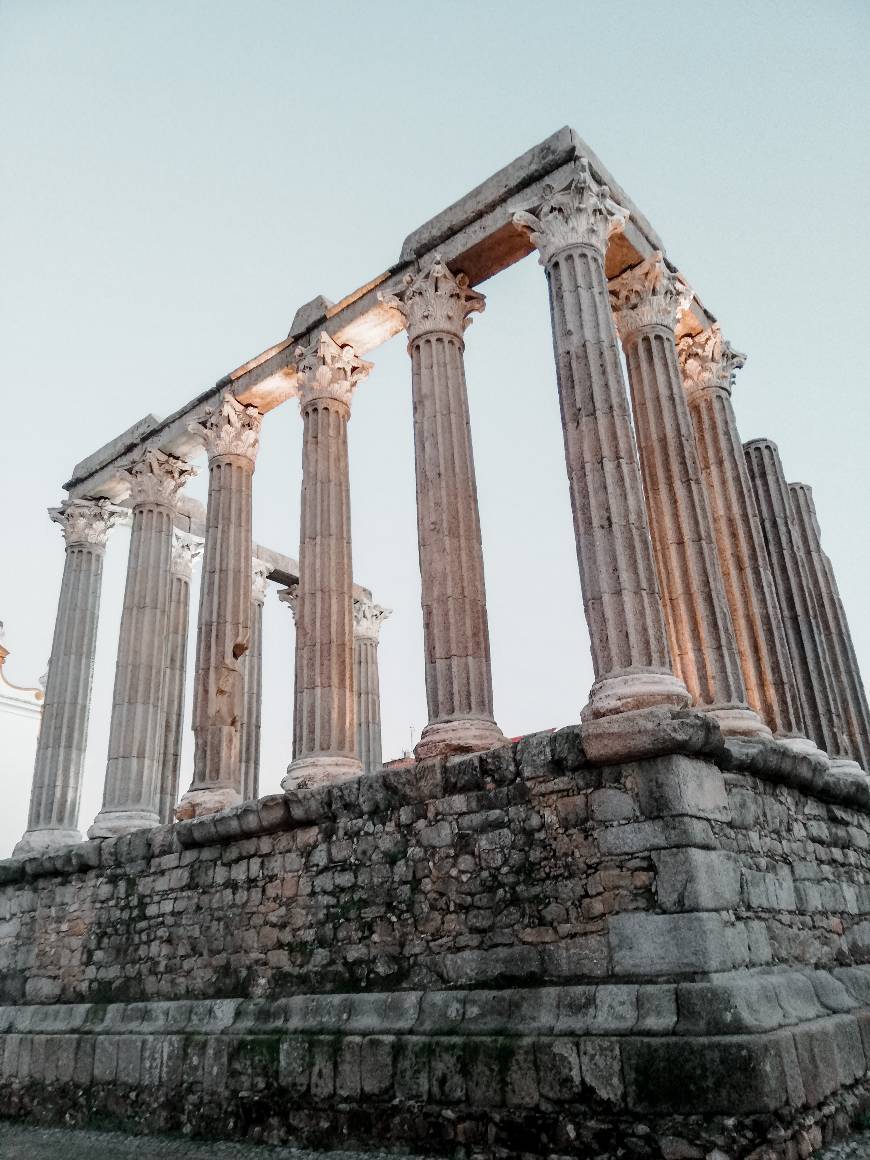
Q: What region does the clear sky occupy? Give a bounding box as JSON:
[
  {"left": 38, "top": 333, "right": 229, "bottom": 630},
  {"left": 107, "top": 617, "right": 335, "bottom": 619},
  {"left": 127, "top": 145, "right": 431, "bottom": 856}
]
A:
[{"left": 1, "top": 0, "right": 868, "bottom": 857}]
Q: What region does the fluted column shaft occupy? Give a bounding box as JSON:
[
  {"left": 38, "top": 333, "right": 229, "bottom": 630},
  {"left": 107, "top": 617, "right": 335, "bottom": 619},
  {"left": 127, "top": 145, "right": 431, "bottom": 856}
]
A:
[
  {"left": 240, "top": 559, "right": 269, "bottom": 801},
  {"left": 15, "top": 500, "right": 117, "bottom": 856},
  {"left": 611, "top": 257, "right": 765, "bottom": 738},
  {"left": 156, "top": 533, "right": 200, "bottom": 825},
  {"left": 679, "top": 327, "right": 805, "bottom": 741},
  {"left": 180, "top": 394, "right": 262, "bottom": 818},
  {"left": 381, "top": 257, "right": 505, "bottom": 758},
  {"left": 513, "top": 164, "right": 689, "bottom": 718},
  {"left": 285, "top": 333, "right": 367, "bottom": 787},
  {"left": 91, "top": 451, "right": 194, "bottom": 837},
  {"left": 354, "top": 598, "right": 391, "bottom": 773},
  {"left": 789, "top": 482, "right": 870, "bottom": 770},
  {"left": 744, "top": 439, "right": 850, "bottom": 765}
]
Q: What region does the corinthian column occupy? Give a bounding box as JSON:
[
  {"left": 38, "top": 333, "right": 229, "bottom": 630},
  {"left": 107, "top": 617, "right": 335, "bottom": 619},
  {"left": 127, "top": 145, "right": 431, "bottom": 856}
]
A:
[
  {"left": 90, "top": 450, "right": 195, "bottom": 837},
  {"left": 678, "top": 327, "right": 807, "bottom": 744},
  {"left": 380, "top": 257, "right": 506, "bottom": 759},
  {"left": 609, "top": 255, "right": 767, "bottom": 738},
  {"left": 513, "top": 162, "right": 689, "bottom": 719},
  {"left": 156, "top": 532, "right": 201, "bottom": 825},
  {"left": 177, "top": 393, "right": 262, "bottom": 818},
  {"left": 14, "top": 500, "right": 118, "bottom": 857},
  {"left": 240, "top": 557, "right": 270, "bottom": 801},
  {"left": 354, "top": 597, "right": 391, "bottom": 772},
  {"left": 284, "top": 334, "right": 368, "bottom": 788},
  {"left": 744, "top": 439, "right": 854, "bottom": 771},
  {"left": 789, "top": 482, "right": 870, "bottom": 771}
]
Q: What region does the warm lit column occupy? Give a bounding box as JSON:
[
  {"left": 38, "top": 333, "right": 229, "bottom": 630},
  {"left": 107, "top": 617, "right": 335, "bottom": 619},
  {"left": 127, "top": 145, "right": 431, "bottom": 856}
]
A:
[
  {"left": 744, "top": 439, "right": 854, "bottom": 771},
  {"left": 240, "top": 556, "right": 270, "bottom": 801},
  {"left": 353, "top": 596, "right": 391, "bottom": 773},
  {"left": 513, "top": 162, "right": 689, "bottom": 719},
  {"left": 284, "top": 334, "right": 368, "bottom": 788},
  {"left": 178, "top": 394, "right": 262, "bottom": 818},
  {"left": 678, "top": 327, "right": 806, "bottom": 746},
  {"left": 14, "top": 500, "right": 118, "bottom": 857},
  {"left": 789, "top": 481, "right": 870, "bottom": 771},
  {"left": 610, "top": 255, "right": 767, "bottom": 737},
  {"left": 90, "top": 450, "right": 195, "bottom": 837},
  {"left": 156, "top": 531, "right": 201, "bottom": 825},
  {"left": 381, "top": 257, "right": 506, "bottom": 759}
]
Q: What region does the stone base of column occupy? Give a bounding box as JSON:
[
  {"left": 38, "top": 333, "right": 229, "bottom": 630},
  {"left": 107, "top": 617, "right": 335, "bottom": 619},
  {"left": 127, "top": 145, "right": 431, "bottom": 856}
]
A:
[
  {"left": 779, "top": 735, "right": 832, "bottom": 767},
  {"left": 283, "top": 754, "right": 363, "bottom": 793},
  {"left": 414, "top": 718, "right": 506, "bottom": 762},
  {"left": 87, "top": 809, "right": 160, "bottom": 839},
  {"left": 12, "top": 827, "right": 82, "bottom": 859},
  {"left": 174, "top": 787, "right": 242, "bottom": 821},
  {"left": 709, "top": 705, "right": 773, "bottom": 740},
  {"left": 582, "top": 670, "right": 691, "bottom": 721}
]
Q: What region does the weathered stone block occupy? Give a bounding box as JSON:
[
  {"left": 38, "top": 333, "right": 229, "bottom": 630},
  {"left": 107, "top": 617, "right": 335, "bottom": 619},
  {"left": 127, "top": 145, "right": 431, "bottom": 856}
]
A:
[
  {"left": 653, "top": 848, "right": 741, "bottom": 912},
  {"left": 609, "top": 912, "right": 748, "bottom": 977}
]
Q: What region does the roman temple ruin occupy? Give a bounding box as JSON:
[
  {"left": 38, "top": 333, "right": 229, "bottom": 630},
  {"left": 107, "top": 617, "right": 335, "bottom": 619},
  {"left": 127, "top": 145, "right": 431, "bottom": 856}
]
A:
[{"left": 2, "top": 127, "right": 870, "bottom": 1157}]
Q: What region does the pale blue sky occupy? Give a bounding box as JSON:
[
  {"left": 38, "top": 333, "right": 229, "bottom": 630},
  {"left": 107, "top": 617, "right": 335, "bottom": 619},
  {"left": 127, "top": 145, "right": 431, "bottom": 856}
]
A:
[{"left": 1, "top": 0, "right": 868, "bottom": 855}]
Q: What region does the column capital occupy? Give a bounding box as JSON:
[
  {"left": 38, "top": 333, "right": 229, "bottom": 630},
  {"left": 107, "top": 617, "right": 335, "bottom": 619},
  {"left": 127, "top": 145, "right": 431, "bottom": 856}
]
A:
[
  {"left": 678, "top": 324, "right": 747, "bottom": 399},
  {"left": 380, "top": 255, "right": 485, "bottom": 344},
  {"left": 171, "top": 530, "right": 203, "bottom": 579},
  {"left": 49, "top": 497, "right": 119, "bottom": 547},
  {"left": 190, "top": 392, "right": 262, "bottom": 464},
  {"left": 353, "top": 597, "right": 392, "bottom": 642},
  {"left": 294, "top": 332, "right": 372, "bottom": 412},
  {"left": 277, "top": 583, "right": 299, "bottom": 622},
  {"left": 120, "top": 448, "right": 196, "bottom": 507},
  {"left": 512, "top": 158, "right": 628, "bottom": 264},
  {"left": 609, "top": 252, "right": 693, "bottom": 341},
  {"left": 252, "top": 557, "right": 271, "bottom": 604}
]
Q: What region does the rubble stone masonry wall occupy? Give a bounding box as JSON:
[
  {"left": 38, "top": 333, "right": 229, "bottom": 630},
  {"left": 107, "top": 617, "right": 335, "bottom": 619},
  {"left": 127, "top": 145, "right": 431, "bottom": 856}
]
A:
[{"left": 3, "top": 711, "right": 870, "bottom": 1156}]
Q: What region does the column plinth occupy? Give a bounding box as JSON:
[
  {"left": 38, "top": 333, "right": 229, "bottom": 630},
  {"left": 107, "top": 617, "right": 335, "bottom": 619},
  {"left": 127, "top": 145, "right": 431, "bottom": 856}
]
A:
[
  {"left": 90, "top": 450, "right": 195, "bottom": 838},
  {"left": 610, "top": 255, "right": 768, "bottom": 739},
  {"left": 513, "top": 162, "right": 690, "bottom": 720},
  {"left": 744, "top": 439, "right": 849, "bottom": 768},
  {"left": 177, "top": 394, "right": 262, "bottom": 820},
  {"left": 283, "top": 335, "right": 367, "bottom": 790},
  {"left": 14, "top": 500, "right": 119, "bottom": 857},
  {"left": 354, "top": 597, "right": 391, "bottom": 773},
  {"left": 381, "top": 257, "right": 506, "bottom": 758},
  {"left": 156, "top": 532, "right": 201, "bottom": 825},
  {"left": 240, "top": 557, "right": 269, "bottom": 801},
  {"left": 789, "top": 481, "right": 870, "bottom": 773}
]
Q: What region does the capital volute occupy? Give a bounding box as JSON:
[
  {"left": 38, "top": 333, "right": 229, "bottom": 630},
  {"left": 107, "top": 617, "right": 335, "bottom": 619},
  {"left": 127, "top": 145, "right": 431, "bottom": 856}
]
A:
[
  {"left": 379, "top": 255, "right": 485, "bottom": 344},
  {"left": 50, "top": 498, "right": 119, "bottom": 548},
  {"left": 189, "top": 392, "right": 262, "bottom": 464},
  {"left": 277, "top": 583, "right": 299, "bottom": 622},
  {"left": 294, "top": 332, "right": 372, "bottom": 412},
  {"left": 171, "top": 530, "right": 203, "bottom": 579},
  {"left": 252, "top": 556, "right": 271, "bottom": 604},
  {"left": 512, "top": 157, "right": 629, "bottom": 265},
  {"left": 353, "top": 597, "right": 392, "bottom": 642},
  {"left": 677, "top": 325, "right": 747, "bottom": 399},
  {"left": 119, "top": 448, "right": 196, "bottom": 508},
  {"left": 609, "top": 252, "right": 693, "bottom": 342}
]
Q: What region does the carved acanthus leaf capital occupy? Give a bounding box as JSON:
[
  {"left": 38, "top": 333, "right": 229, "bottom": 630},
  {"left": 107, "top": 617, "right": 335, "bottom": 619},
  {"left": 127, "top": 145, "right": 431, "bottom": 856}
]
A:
[
  {"left": 353, "top": 598, "right": 392, "bottom": 642},
  {"left": 379, "top": 255, "right": 485, "bottom": 344},
  {"left": 50, "top": 498, "right": 119, "bottom": 548},
  {"left": 171, "top": 531, "right": 203, "bottom": 578},
  {"left": 609, "top": 252, "right": 693, "bottom": 341},
  {"left": 677, "top": 325, "right": 747, "bottom": 398},
  {"left": 190, "top": 393, "right": 262, "bottom": 463},
  {"left": 277, "top": 583, "right": 299, "bottom": 622},
  {"left": 512, "top": 158, "right": 629, "bottom": 265},
  {"left": 120, "top": 449, "right": 196, "bottom": 507},
  {"left": 294, "top": 333, "right": 372, "bottom": 411},
  {"left": 251, "top": 557, "right": 271, "bottom": 604}
]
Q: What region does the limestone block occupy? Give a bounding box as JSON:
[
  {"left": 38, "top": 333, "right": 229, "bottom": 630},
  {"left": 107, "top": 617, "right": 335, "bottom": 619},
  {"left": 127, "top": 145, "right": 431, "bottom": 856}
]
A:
[
  {"left": 582, "top": 708, "right": 723, "bottom": 766},
  {"left": 609, "top": 912, "right": 749, "bottom": 976},
  {"left": 635, "top": 753, "right": 730, "bottom": 820},
  {"left": 653, "top": 848, "right": 741, "bottom": 912}
]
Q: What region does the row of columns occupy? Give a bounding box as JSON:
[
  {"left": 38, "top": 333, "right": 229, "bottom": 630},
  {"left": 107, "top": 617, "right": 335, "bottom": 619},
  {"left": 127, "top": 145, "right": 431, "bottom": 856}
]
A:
[{"left": 17, "top": 154, "right": 869, "bottom": 854}]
